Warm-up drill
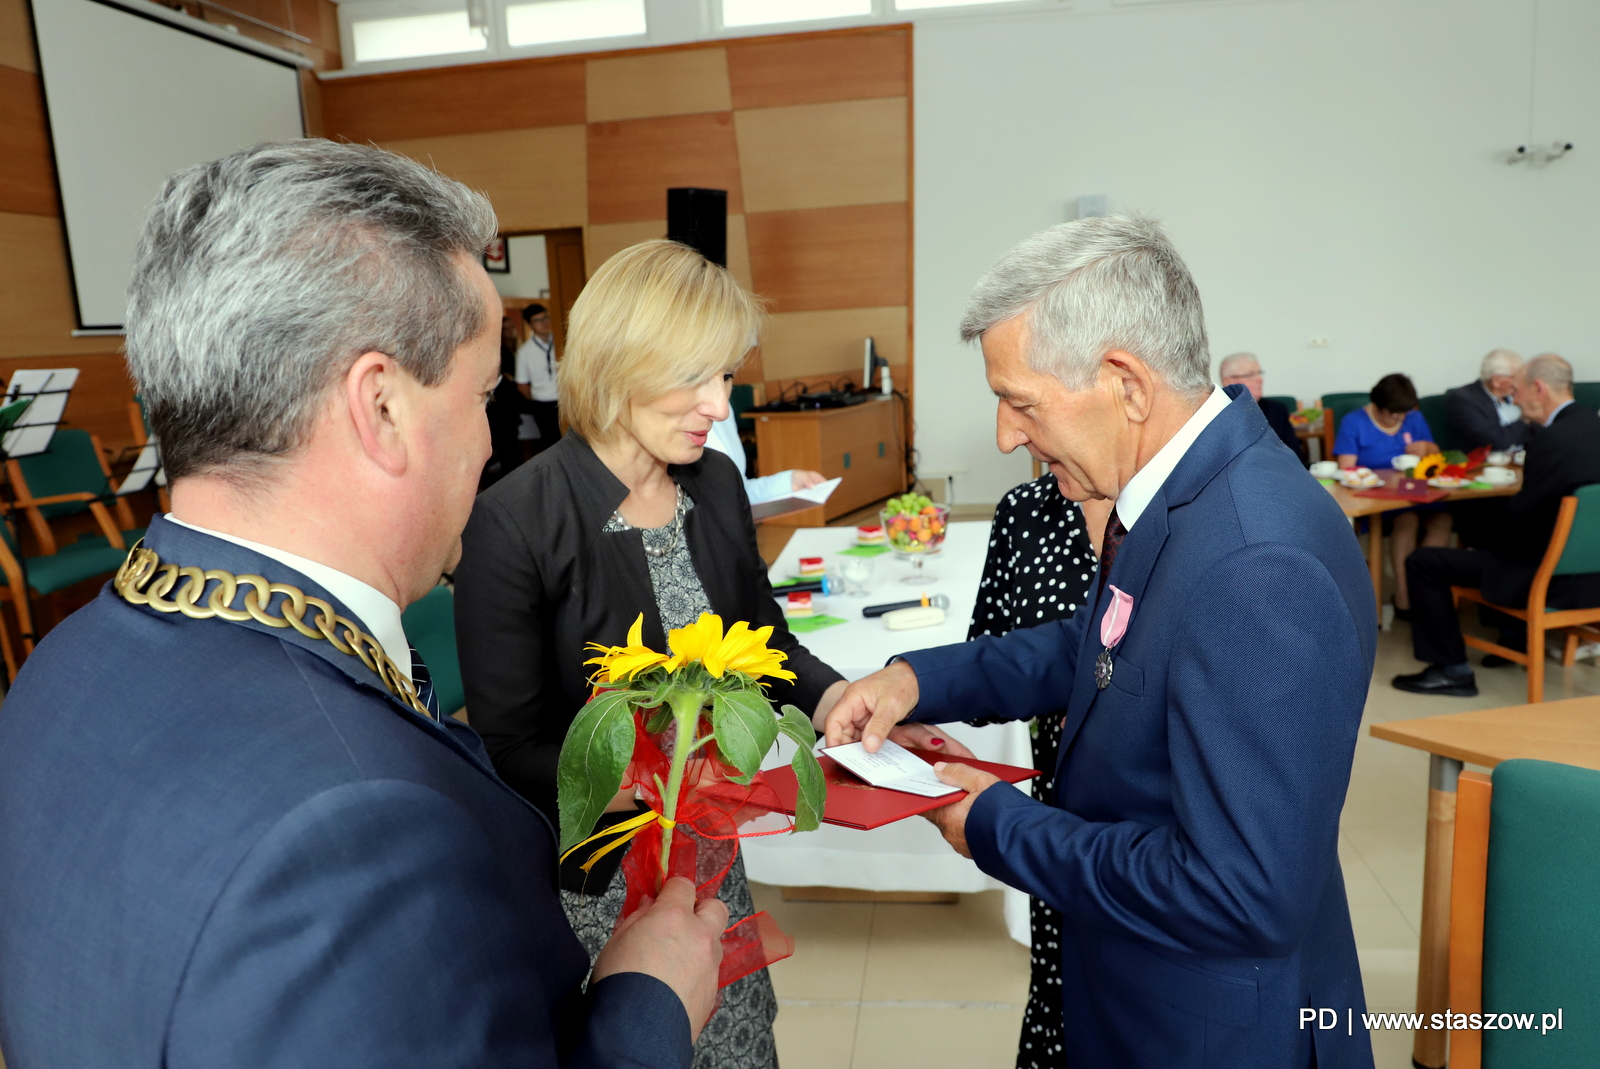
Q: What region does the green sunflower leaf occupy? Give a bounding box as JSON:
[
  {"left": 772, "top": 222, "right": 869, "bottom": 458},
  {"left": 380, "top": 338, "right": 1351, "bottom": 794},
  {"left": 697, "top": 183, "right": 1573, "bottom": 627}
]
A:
[
  {"left": 557, "top": 688, "right": 637, "bottom": 855},
  {"left": 711, "top": 687, "right": 780, "bottom": 778},
  {"left": 779, "top": 704, "right": 826, "bottom": 833}
]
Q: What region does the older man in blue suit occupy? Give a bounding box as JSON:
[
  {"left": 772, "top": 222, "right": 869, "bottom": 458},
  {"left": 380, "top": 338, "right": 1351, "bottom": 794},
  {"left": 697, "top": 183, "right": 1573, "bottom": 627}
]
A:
[
  {"left": 827, "top": 217, "right": 1378, "bottom": 1068},
  {"left": 0, "top": 142, "right": 725, "bottom": 1068}
]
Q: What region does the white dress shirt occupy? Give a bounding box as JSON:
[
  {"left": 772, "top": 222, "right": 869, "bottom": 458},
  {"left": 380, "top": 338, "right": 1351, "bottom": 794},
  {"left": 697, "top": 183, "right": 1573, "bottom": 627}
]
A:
[
  {"left": 166, "top": 515, "right": 412, "bottom": 683},
  {"left": 1114, "top": 386, "right": 1233, "bottom": 533},
  {"left": 1483, "top": 382, "right": 1523, "bottom": 427},
  {"left": 515, "top": 335, "right": 558, "bottom": 403},
  {"left": 1544, "top": 399, "right": 1574, "bottom": 427},
  {"left": 705, "top": 414, "right": 796, "bottom": 505}
]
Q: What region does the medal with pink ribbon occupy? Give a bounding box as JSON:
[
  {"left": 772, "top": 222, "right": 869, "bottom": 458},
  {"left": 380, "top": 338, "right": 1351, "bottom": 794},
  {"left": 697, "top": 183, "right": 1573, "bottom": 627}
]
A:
[{"left": 1094, "top": 584, "right": 1134, "bottom": 690}]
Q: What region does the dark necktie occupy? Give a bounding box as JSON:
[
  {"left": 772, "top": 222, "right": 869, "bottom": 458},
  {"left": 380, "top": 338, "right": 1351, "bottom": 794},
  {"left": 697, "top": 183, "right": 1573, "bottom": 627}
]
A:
[
  {"left": 408, "top": 644, "right": 440, "bottom": 719},
  {"left": 1097, "top": 508, "right": 1127, "bottom": 593}
]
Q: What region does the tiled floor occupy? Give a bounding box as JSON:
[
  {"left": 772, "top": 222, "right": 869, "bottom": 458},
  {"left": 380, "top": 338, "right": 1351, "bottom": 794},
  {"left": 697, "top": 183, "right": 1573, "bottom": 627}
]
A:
[{"left": 755, "top": 615, "right": 1600, "bottom": 1068}]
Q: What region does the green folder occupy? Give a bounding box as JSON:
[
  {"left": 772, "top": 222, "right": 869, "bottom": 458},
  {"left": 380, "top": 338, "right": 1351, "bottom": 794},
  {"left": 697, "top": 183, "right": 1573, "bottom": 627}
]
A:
[{"left": 0, "top": 396, "right": 33, "bottom": 436}]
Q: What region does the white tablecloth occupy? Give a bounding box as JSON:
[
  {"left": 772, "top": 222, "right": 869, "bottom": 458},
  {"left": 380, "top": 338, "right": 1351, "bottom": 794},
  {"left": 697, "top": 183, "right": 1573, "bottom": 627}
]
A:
[{"left": 743, "top": 521, "right": 1033, "bottom": 945}]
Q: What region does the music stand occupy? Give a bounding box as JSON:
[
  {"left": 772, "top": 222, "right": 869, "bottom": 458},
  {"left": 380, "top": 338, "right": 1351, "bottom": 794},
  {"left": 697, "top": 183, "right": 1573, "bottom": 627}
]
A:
[
  {"left": 0, "top": 368, "right": 81, "bottom": 650},
  {"left": 117, "top": 438, "right": 166, "bottom": 497}
]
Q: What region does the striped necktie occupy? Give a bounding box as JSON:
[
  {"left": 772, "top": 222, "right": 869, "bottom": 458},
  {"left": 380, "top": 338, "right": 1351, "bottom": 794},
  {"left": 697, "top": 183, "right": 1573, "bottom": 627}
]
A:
[{"left": 408, "top": 644, "right": 440, "bottom": 719}]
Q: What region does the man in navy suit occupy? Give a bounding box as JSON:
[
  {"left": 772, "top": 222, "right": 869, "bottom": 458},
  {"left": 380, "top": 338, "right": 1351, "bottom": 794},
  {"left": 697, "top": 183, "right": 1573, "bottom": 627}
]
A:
[
  {"left": 827, "top": 217, "right": 1378, "bottom": 1068},
  {"left": 0, "top": 141, "right": 724, "bottom": 1068}
]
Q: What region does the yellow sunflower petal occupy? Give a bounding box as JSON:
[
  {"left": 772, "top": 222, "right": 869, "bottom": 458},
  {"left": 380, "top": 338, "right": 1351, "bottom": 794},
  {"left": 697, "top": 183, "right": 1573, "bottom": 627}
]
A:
[{"left": 626, "top": 613, "right": 645, "bottom": 650}]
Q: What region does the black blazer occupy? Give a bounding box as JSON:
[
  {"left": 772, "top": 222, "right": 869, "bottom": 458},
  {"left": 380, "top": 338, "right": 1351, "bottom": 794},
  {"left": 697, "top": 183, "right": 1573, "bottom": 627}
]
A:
[
  {"left": 454, "top": 432, "right": 843, "bottom": 825},
  {"left": 1259, "top": 397, "right": 1308, "bottom": 464},
  {"left": 1445, "top": 380, "right": 1534, "bottom": 452},
  {"left": 1492, "top": 401, "right": 1600, "bottom": 566}
]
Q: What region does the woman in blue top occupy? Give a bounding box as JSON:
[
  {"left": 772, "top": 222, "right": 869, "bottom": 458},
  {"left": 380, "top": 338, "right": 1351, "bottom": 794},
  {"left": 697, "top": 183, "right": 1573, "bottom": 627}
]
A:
[{"left": 1334, "top": 373, "right": 1452, "bottom": 618}]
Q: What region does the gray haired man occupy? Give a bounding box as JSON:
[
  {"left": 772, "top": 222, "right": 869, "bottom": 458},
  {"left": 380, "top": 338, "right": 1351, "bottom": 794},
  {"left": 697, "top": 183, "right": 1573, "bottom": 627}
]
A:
[
  {"left": 0, "top": 141, "right": 723, "bottom": 1068},
  {"left": 825, "top": 215, "right": 1377, "bottom": 1068},
  {"left": 1444, "top": 348, "right": 1534, "bottom": 452}
]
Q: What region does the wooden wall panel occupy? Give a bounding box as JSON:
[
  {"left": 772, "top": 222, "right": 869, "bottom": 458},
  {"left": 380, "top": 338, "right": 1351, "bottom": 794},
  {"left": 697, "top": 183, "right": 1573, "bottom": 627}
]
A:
[
  {"left": 725, "top": 212, "right": 752, "bottom": 294},
  {"left": 746, "top": 203, "right": 907, "bottom": 313},
  {"left": 585, "top": 219, "right": 663, "bottom": 276},
  {"left": 0, "top": 0, "right": 36, "bottom": 72},
  {"left": 761, "top": 306, "right": 907, "bottom": 380},
  {"left": 586, "top": 49, "right": 730, "bottom": 122},
  {"left": 0, "top": 213, "right": 132, "bottom": 359},
  {"left": 587, "top": 112, "right": 742, "bottom": 224},
  {"left": 322, "top": 60, "right": 586, "bottom": 143},
  {"left": 736, "top": 97, "right": 906, "bottom": 214},
  {"left": 0, "top": 65, "right": 56, "bottom": 216},
  {"left": 727, "top": 29, "right": 908, "bottom": 111},
  {"left": 383, "top": 125, "right": 587, "bottom": 232}
]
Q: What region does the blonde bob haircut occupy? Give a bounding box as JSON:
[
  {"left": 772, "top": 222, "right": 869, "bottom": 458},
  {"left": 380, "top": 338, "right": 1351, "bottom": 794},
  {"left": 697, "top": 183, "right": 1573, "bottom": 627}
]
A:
[{"left": 559, "top": 239, "right": 763, "bottom": 441}]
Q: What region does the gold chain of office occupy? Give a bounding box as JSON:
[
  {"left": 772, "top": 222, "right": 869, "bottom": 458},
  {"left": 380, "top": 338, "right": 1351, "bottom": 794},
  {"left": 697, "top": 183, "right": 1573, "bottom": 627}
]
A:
[{"left": 113, "top": 544, "right": 431, "bottom": 718}]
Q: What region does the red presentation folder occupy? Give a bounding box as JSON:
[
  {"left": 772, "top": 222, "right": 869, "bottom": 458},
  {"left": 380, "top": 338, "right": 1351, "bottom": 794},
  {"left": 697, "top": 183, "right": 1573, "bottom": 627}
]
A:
[{"left": 754, "top": 748, "right": 1040, "bottom": 830}]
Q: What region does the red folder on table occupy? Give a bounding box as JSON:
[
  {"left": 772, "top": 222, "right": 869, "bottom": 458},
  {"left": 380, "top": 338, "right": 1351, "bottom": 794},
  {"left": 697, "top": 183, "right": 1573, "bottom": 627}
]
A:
[
  {"left": 1353, "top": 478, "right": 1450, "bottom": 504},
  {"left": 754, "top": 748, "right": 1040, "bottom": 830}
]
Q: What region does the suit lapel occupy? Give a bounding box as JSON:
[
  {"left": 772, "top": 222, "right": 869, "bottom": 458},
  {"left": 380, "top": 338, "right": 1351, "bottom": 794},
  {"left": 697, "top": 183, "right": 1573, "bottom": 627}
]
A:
[
  {"left": 1057, "top": 492, "right": 1172, "bottom": 762},
  {"left": 1052, "top": 388, "right": 1268, "bottom": 775},
  {"left": 133, "top": 517, "right": 527, "bottom": 805}
]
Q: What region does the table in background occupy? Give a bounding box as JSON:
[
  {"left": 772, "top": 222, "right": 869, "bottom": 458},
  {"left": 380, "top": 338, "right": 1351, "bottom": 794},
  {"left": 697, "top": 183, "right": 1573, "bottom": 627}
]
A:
[
  {"left": 1370, "top": 697, "right": 1600, "bottom": 1069},
  {"left": 743, "top": 520, "right": 1035, "bottom": 945},
  {"left": 1323, "top": 469, "right": 1521, "bottom": 614}
]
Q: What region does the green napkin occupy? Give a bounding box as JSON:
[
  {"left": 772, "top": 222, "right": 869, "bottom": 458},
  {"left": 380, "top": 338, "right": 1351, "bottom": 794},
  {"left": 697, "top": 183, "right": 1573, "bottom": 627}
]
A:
[
  {"left": 839, "top": 544, "right": 890, "bottom": 557},
  {"left": 784, "top": 614, "right": 847, "bottom": 633},
  {"left": 1317, "top": 478, "right": 1336, "bottom": 486},
  {"left": 1466, "top": 481, "right": 1493, "bottom": 490}
]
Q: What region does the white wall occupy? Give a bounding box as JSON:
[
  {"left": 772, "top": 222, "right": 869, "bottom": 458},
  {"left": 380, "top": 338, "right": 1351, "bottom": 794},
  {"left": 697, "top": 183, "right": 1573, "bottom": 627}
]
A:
[
  {"left": 491, "top": 233, "right": 549, "bottom": 300},
  {"left": 915, "top": 0, "right": 1600, "bottom": 502}
]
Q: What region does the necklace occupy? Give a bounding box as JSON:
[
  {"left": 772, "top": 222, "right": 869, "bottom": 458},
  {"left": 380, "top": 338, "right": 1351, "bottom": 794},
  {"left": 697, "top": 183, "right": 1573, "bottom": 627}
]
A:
[
  {"left": 613, "top": 484, "right": 687, "bottom": 558},
  {"left": 112, "top": 543, "right": 432, "bottom": 718}
]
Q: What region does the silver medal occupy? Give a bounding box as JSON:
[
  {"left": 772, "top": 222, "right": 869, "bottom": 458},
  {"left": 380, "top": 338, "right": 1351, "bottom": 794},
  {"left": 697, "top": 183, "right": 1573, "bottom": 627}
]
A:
[{"left": 1094, "top": 647, "right": 1114, "bottom": 690}]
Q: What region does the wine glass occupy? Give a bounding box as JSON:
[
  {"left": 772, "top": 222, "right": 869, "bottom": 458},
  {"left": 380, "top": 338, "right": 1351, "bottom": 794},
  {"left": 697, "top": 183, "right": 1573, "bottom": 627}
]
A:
[{"left": 880, "top": 504, "right": 950, "bottom": 584}]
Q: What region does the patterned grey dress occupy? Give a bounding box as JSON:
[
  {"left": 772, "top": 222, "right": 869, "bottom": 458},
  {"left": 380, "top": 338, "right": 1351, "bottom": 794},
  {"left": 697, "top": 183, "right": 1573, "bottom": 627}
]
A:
[{"left": 560, "top": 487, "right": 780, "bottom": 1069}]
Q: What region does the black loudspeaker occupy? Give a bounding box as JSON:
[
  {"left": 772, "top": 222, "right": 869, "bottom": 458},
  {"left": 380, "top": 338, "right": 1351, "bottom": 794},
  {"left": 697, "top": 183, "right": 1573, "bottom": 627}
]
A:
[{"left": 666, "top": 188, "right": 728, "bottom": 267}]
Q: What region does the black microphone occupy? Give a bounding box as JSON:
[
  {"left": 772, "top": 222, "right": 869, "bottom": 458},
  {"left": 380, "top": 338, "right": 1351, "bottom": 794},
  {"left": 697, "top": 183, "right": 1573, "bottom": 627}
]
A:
[{"left": 862, "top": 593, "right": 950, "bottom": 618}]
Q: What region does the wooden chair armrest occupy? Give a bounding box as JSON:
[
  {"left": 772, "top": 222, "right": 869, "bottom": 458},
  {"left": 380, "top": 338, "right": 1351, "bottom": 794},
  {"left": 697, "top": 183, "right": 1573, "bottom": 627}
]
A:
[
  {"left": 13, "top": 491, "right": 97, "bottom": 508},
  {"left": 86, "top": 501, "right": 126, "bottom": 551}
]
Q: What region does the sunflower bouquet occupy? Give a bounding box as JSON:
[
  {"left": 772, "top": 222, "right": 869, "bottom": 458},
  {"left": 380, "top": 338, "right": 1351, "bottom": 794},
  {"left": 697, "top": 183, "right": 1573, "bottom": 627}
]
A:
[{"left": 558, "top": 611, "right": 827, "bottom": 985}]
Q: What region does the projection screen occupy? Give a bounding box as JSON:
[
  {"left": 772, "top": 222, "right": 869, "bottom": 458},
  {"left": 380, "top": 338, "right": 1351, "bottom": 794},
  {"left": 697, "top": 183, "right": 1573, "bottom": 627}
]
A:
[{"left": 29, "top": 0, "right": 305, "bottom": 331}]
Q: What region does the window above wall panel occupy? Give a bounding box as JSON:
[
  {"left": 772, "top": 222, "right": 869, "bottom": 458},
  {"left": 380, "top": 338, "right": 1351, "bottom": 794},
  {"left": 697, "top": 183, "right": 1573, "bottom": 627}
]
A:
[
  {"left": 349, "top": 9, "right": 488, "bottom": 64},
  {"left": 505, "top": 0, "right": 647, "bottom": 48},
  {"left": 720, "top": 0, "right": 873, "bottom": 30}
]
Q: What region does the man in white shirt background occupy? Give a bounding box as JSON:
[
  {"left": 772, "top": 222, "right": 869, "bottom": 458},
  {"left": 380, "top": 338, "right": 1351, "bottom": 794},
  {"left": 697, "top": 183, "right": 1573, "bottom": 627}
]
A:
[
  {"left": 704, "top": 412, "right": 825, "bottom": 506},
  {"left": 516, "top": 303, "right": 561, "bottom": 458}
]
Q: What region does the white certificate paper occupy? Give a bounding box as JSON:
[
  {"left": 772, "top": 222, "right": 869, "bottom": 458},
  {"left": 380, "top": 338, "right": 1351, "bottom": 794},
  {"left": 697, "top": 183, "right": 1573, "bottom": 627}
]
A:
[{"left": 822, "top": 739, "right": 961, "bottom": 798}]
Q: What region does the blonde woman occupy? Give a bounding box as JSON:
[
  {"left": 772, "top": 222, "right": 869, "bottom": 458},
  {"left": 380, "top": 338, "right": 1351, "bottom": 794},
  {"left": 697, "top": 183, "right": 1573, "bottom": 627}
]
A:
[{"left": 454, "top": 241, "right": 847, "bottom": 1068}]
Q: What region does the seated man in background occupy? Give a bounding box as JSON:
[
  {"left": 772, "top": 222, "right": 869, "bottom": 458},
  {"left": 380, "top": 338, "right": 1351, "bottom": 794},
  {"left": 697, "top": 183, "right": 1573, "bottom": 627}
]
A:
[
  {"left": 1218, "top": 351, "right": 1308, "bottom": 464},
  {"left": 1445, "top": 348, "right": 1534, "bottom": 453},
  {"left": 1395, "top": 353, "right": 1600, "bottom": 696},
  {"left": 0, "top": 140, "right": 724, "bottom": 1068}
]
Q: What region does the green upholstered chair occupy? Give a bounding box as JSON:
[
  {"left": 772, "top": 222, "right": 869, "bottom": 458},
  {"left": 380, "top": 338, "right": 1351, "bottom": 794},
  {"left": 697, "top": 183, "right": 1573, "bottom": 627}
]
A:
[
  {"left": 1418, "top": 393, "right": 1458, "bottom": 452},
  {"left": 1481, "top": 759, "right": 1600, "bottom": 1067},
  {"left": 1262, "top": 394, "right": 1298, "bottom": 412},
  {"left": 6, "top": 429, "right": 140, "bottom": 555},
  {"left": 1319, "top": 392, "right": 1370, "bottom": 461},
  {"left": 1454, "top": 484, "right": 1600, "bottom": 702},
  {"left": 0, "top": 517, "right": 128, "bottom": 679},
  {"left": 1573, "top": 382, "right": 1600, "bottom": 415},
  {"left": 402, "top": 584, "right": 465, "bottom": 719}
]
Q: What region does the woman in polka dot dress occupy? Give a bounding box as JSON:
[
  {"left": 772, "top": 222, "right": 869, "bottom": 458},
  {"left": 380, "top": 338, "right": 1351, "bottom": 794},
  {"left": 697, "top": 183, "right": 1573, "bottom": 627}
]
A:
[{"left": 968, "top": 474, "right": 1106, "bottom": 1069}]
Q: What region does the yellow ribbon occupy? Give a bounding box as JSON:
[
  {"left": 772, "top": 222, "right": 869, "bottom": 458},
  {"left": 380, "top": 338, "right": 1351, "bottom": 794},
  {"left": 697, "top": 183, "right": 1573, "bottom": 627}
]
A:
[{"left": 560, "top": 809, "right": 678, "bottom": 873}]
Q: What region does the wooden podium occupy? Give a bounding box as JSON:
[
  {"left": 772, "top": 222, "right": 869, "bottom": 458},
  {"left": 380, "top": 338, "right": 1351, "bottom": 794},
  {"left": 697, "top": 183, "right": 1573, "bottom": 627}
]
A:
[{"left": 751, "top": 396, "right": 905, "bottom": 526}]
